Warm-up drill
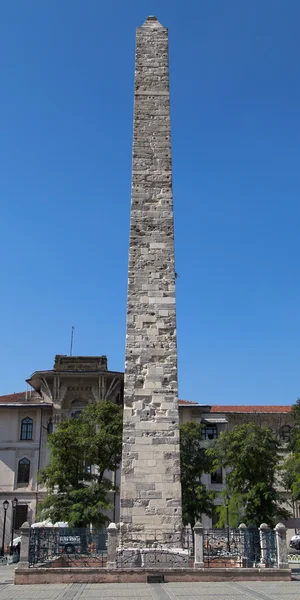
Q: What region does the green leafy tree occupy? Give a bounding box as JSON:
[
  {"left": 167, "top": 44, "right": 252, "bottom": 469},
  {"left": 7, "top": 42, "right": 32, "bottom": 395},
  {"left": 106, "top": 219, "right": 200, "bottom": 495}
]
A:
[
  {"left": 280, "top": 454, "right": 300, "bottom": 516},
  {"left": 38, "top": 401, "right": 123, "bottom": 527},
  {"left": 213, "top": 491, "right": 244, "bottom": 529},
  {"left": 290, "top": 398, "right": 300, "bottom": 444},
  {"left": 180, "top": 422, "right": 215, "bottom": 529},
  {"left": 281, "top": 399, "right": 300, "bottom": 507},
  {"left": 208, "top": 423, "right": 290, "bottom": 527}
]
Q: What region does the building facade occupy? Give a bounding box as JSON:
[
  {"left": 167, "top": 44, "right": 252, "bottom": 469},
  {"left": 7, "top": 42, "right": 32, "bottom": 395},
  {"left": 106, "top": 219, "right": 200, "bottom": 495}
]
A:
[
  {"left": 0, "top": 356, "right": 294, "bottom": 548},
  {"left": 0, "top": 355, "right": 123, "bottom": 550},
  {"left": 179, "top": 401, "right": 294, "bottom": 528}
]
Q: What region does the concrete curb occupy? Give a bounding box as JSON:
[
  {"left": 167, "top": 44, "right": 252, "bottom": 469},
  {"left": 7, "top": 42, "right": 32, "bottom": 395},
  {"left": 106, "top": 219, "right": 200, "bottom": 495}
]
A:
[{"left": 15, "top": 567, "right": 292, "bottom": 585}]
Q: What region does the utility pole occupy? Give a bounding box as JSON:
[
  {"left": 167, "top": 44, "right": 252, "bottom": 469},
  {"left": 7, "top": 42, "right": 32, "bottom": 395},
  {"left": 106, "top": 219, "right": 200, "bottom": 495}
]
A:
[{"left": 70, "top": 326, "right": 74, "bottom": 356}]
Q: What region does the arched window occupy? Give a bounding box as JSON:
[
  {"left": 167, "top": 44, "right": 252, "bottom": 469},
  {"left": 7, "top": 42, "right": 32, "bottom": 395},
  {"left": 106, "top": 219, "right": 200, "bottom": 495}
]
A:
[
  {"left": 279, "top": 425, "right": 291, "bottom": 442},
  {"left": 17, "top": 458, "right": 30, "bottom": 484},
  {"left": 20, "top": 417, "right": 33, "bottom": 440}
]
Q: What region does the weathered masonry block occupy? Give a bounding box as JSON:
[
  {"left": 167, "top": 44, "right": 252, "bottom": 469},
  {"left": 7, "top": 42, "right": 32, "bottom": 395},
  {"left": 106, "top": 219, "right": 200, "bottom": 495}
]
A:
[{"left": 119, "top": 16, "right": 183, "bottom": 551}]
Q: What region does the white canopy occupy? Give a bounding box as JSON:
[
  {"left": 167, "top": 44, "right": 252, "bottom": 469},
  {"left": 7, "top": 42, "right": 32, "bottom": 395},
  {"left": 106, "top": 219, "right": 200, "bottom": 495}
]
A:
[
  {"left": 12, "top": 536, "right": 22, "bottom": 546},
  {"left": 31, "top": 520, "right": 68, "bottom": 528}
]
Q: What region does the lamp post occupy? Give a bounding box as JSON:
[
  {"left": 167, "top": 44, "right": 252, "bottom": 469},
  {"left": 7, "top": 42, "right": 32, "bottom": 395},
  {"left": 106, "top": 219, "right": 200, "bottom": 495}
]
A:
[
  {"left": 113, "top": 468, "right": 116, "bottom": 523},
  {"left": 1, "top": 500, "right": 9, "bottom": 557},
  {"left": 225, "top": 495, "right": 230, "bottom": 552},
  {"left": 41, "top": 417, "right": 53, "bottom": 435},
  {"left": 10, "top": 498, "right": 18, "bottom": 555}
]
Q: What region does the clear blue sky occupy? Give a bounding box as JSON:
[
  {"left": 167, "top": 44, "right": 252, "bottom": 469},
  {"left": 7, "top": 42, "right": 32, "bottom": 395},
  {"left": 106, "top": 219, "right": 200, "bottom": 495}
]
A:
[{"left": 1, "top": 0, "right": 299, "bottom": 405}]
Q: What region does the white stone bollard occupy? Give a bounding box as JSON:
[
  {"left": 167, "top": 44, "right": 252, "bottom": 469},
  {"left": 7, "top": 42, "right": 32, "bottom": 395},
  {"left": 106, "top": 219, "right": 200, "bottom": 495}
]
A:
[
  {"left": 238, "top": 523, "right": 247, "bottom": 567},
  {"left": 259, "top": 523, "right": 270, "bottom": 568},
  {"left": 275, "top": 523, "right": 289, "bottom": 569},
  {"left": 193, "top": 521, "right": 204, "bottom": 568},
  {"left": 107, "top": 523, "right": 119, "bottom": 569},
  {"left": 16, "top": 522, "right": 30, "bottom": 569}
]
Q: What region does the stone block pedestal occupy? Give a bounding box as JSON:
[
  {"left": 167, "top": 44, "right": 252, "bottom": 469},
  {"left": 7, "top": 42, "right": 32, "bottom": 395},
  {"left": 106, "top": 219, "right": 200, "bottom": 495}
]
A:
[{"left": 116, "top": 547, "right": 189, "bottom": 569}]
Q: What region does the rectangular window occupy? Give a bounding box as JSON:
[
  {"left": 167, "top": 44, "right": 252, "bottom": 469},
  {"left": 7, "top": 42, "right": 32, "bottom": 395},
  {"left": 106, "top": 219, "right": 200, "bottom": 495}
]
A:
[
  {"left": 211, "top": 468, "right": 223, "bottom": 484},
  {"left": 202, "top": 424, "right": 218, "bottom": 441},
  {"left": 211, "top": 507, "right": 221, "bottom": 528},
  {"left": 84, "top": 461, "right": 91, "bottom": 474},
  {"left": 279, "top": 426, "right": 291, "bottom": 442},
  {"left": 14, "top": 505, "right": 28, "bottom": 530}
]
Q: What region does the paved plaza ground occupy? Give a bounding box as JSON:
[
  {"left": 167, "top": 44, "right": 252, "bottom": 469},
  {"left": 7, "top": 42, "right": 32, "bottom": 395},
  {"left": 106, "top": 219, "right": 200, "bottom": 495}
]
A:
[{"left": 1, "top": 565, "right": 300, "bottom": 599}]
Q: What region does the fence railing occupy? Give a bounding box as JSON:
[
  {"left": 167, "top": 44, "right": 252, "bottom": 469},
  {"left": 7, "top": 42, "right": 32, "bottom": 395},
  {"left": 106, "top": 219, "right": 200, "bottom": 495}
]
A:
[
  {"left": 29, "top": 527, "right": 107, "bottom": 567},
  {"left": 203, "top": 527, "right": 277, "bottom": 568},
  {"left": 23, "top": 522, "right": 287, "bottom": 570}
]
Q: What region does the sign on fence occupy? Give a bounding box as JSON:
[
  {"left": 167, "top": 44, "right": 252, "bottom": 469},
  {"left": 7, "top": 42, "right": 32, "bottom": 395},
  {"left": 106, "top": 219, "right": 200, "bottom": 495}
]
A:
[{"left": 29, "top": 527, "right": 107, "bottom": 567}]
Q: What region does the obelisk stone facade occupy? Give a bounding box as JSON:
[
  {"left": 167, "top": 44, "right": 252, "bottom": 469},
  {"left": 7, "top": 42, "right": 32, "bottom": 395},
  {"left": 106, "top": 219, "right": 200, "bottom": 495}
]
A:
[{"left": 119, "top": 16, "right": 183, "bottom": 549}]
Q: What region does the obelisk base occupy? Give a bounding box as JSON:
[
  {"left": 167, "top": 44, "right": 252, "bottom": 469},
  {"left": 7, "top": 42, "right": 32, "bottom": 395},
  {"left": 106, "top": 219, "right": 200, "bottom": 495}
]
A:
[{"left": 116, "top": 547, "right": 189, "bottom": 568}]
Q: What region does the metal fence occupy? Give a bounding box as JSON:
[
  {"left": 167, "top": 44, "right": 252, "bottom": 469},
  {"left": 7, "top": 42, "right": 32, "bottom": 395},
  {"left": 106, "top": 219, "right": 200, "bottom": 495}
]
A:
[
  {"left": 203, "top": 527, "right": 277, "bottom": 568},
  {"left": 29, "top": 527, "right": 107, "bottom": 567},
  {"left": 182, "top": 525, "right": 193, "bottom": 555},
  {"left": 260, "top": 528, "right": 277, "bottom": 568},
  {"left": 28, "top": 525, "right": 278, "bottom": 570}
]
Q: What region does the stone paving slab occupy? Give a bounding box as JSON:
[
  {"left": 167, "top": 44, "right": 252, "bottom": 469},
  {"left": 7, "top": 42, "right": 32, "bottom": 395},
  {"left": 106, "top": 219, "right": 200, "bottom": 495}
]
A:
[
  {"left": 0, "top": 581, "right": 300, "bottom": 600},
  {"left": 0, "top": 563, "right": 15, "bottom": 584}
]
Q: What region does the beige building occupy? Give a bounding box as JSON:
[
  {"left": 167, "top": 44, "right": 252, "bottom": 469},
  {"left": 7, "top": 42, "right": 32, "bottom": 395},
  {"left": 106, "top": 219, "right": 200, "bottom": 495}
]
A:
[
  {"left": 179, "top": 401, "right": 294, "bottom": 528},
  {"left": 0, "top": 355, "right": 123, "bottom": 549},
  {"left": 0, "top": 355, "right": 294, "bottom": 547}
]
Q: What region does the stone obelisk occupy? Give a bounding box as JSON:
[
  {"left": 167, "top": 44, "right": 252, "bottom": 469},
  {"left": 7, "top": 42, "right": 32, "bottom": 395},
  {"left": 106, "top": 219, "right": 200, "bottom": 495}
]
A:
[{"left": 119, "top": 16, "right": 186, "bottom": 564}]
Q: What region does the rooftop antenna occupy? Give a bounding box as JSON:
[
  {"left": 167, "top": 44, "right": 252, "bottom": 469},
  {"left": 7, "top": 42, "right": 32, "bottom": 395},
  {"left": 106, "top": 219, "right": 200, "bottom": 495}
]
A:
[{"left": 70, "top": 325, "right": 75, "bottom": 356}]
